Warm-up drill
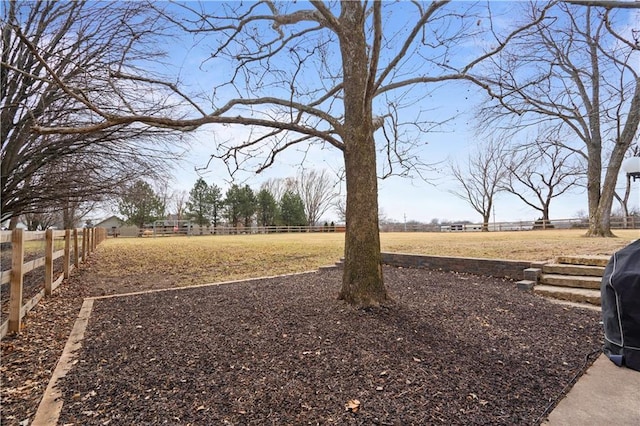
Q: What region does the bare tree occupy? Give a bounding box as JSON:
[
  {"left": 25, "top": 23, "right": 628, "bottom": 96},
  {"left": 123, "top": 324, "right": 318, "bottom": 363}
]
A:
[
  {"left": 23, "top": 210, "right": 57, "bottom": 231},
  {"left": 296, "top": 169, "right": 338, "bottom": 226},
  {"left": 173, "top": 190, "right": 189, "bottom": 221},
  {"left": 450, "top": 139, "right": 509, "bottom": 231},
  {"left": 260, "top": 177, "right": 297, "bottom": 204},
  {"left": 1, "top": 1, "right": 183, "bottom": 226},
  {"left": 476, "top": 2, "right": 640, "bottom": 236},
  {"left": 26, "top": 2, "right": 552, "bottom": 306},
  {"left": 154, "top": 179, "right": 173, "bottom": 220},
  {"left": 333, "top": 196, "right": 347, "bottom": 223},
  {"left": 502, "top": 131, "right": 583, "bottom": 227}
]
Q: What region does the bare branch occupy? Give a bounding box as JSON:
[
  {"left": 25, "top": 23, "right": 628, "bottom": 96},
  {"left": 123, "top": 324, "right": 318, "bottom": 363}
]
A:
[
  {"left": 366, "top": 1, "right": 382, "bottom": 99},
  {"left": 374, "top": 1, "right": 448, "bottom": 92},
  {"left": 563, "top": 0, "right": 640, "bottom": 9}
]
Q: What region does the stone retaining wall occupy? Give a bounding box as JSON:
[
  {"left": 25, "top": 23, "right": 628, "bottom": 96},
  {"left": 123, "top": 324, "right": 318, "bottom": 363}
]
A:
[{"left": 381, "top": 252, "right": 532, "bottom": 280}]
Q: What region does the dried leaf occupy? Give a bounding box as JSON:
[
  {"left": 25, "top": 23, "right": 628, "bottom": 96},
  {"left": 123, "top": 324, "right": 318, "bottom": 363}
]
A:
[{"left": 345, "top": 399, "right": 360, "bottom": 412}]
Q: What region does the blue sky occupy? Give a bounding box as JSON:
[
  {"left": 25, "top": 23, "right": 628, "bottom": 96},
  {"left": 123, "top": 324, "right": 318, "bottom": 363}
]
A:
[{"left": 160, "top": 1, "right": 638, "bottom": 225}]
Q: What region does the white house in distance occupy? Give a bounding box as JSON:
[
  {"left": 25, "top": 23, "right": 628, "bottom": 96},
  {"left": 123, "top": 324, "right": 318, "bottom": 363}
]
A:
[{"left": 94, "top": 215, "right": 124, "bottom": 236}]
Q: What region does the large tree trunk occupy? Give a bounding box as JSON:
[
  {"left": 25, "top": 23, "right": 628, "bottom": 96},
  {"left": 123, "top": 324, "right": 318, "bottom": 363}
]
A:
[
  {"left": 585, "top": 173, "right": 615, "bottom": 237},
  {"left": 337, "top": 2, "right": 387, "bottom": 307},
  {"left": 588, "top": 151, "right": 622, "bottom": 237},
  {"left": 340, "top": 134, "right": 387, "bottom": 307},
  {"left": 585, "top": 128, "right": 631, "bottom": 237},
  {"left": 8, "top": 216, "right": 19, "bottom": 230},
  {"left": 62, "top": 199, "right": 76, "bottom": 229},
  {"left": 587, "top": 208, "right": 615, "bottom": 237},
  {"left": 542, "top": 205, "right": 550, "bottom": 229},
  {"left": 481, "top": 214, "right": 490, "bottom": 232},
  {"left": 584, "top": 140, "right": 611, "bottom": 236}
]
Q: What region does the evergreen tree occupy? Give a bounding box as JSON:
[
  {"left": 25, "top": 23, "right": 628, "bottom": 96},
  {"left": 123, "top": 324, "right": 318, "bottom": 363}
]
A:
[
  {"left": 224, "top": 184, "right": 243, "bottom": 227},
  {"left": 280, "top": 190, "right": 306, "bottom": 226},
  {"left": 209, "top": 183, "right": 224, "bottom": 229},
  {"left": 118, "top": 180, "right": 163, "bottom": 228},
  {"left": 256, "top": 188, "right": 279, "bottom": 226},
  {"left": 186, "top": 178, "right": 214, "bottom": 233},
  {"left": 238, "top": 185, "right": 257, "bottom": 228}
]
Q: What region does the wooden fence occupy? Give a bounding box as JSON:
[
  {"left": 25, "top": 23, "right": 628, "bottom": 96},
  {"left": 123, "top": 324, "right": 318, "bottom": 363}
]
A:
[{"left": 0, "top": 227, "right": 107, "bottom": 339}]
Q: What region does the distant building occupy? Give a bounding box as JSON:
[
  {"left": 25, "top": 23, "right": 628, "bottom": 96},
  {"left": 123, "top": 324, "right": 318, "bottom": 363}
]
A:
[{"left": 95, "top": 215, "right": 124, "bottom": 236}]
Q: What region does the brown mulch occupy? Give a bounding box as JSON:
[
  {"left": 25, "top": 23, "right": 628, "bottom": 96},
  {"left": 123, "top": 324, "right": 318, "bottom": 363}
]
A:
[
  {"left": 1, "top": 252, "right": 67, "bottom": 322},
  {"left": 1, "top": 257, "right": 98, "bottom": 425},
  {"left": 36, "top": 266, "right": 602, "bottom": 425}
]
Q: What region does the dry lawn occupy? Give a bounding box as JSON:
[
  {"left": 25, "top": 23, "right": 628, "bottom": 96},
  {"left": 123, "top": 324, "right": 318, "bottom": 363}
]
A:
[
  {"left": 92, "top": 229, "right": 638, "bottom": 288},
  {"left": 381, "top": 229, "right": 638, "bottom": 260}
]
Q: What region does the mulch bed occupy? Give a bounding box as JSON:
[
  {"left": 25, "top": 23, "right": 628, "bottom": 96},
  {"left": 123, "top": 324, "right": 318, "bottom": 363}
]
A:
[
  {"left": 1, "top": 253, "right": 67, "bottom": 323},
  {"left": 55, "top": 266, "right": 602, "bottom": 425},
  {"left": 1, "top": 261, "right": 97, "bottom": 425}
]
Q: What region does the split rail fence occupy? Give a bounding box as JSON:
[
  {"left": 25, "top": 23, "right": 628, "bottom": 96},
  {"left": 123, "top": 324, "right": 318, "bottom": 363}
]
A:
[{"left": 0, "top": 227, "right": 107, "bottom": 339}]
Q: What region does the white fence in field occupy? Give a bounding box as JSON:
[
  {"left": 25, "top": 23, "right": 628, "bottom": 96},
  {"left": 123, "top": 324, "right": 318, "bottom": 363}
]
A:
[{"left": 99, "top": 216, "right": 639, "bottom": 237}]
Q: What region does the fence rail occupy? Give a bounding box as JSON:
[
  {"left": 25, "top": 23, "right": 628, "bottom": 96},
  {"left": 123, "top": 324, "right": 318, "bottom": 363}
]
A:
[
  {"left": 380, "top": 216, "right": 639, "bottom": 233},
  {"left": 124, "top": 224, "right": 348, "bottom": 237},
  {"left": 0, "top": 227, "right": 107, "bottom": 339},
  {"left": 133, "top": 217, "right": 636, "bottom": 236}
]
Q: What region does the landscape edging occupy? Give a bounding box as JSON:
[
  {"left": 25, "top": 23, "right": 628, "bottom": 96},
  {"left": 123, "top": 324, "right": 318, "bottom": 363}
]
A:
[{"left": 381, "top": 252, "right": 532, "bottom": 280}]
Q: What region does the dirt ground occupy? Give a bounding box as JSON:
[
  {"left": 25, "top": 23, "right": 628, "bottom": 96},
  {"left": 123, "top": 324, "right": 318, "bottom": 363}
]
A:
[{"left": 1, "top": 253, "right": 602, "bottom": 425}]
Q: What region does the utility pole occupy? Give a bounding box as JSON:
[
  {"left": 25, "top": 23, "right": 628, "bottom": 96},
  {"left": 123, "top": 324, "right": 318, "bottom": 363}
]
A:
[{"left": 493, "top": 206, "right": 496, "bottom": 232}]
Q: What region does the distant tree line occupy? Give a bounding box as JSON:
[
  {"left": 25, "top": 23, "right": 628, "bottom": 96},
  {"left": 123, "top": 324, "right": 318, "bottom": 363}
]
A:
[{"left": 116, "top": 170, "right": 338, "bottom": 230}]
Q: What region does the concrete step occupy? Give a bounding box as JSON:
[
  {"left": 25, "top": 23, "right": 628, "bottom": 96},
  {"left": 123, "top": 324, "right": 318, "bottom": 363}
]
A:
[
  {"left": 556, "top": 255, "right": 610, "bottom": 268},
  {"left": 540, "top": 274, "right": 602, "bottom": 290},
  {"left": 544, "top": 299, "right": 602, "bottom": 312},
  {"left": 542, "top": 263, "right": 606, "bottom": 277},
  {"left": 534, "top": 285, "right": 601, "bottom": 305}
]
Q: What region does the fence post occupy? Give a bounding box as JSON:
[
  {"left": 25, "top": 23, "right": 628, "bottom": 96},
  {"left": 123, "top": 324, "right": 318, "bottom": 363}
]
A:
[
  {"left": 45, "top": 229, "right": 54, "bottom": 296},
  {"left": 73, "top": 228, "right": 80, "bottom": 268},
  {"left": 9, "top": 229, "right": 24, "bottom": 333},
  {"left": 82, "top": 229, "right": 88, "bottom": 262},
  {"left": 64, "top": 229, "right": 71, "bottom": 278}
]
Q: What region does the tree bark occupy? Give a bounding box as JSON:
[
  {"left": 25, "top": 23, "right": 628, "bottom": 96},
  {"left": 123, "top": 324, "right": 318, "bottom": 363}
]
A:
[
  {"left": 337, "top": 2, "right": 387, "bottom": 307},
  {"left": 542, "top": 205, "right": 550, "bottom": 229},
  {"left": 340, "top": 137, "right": 387, "bottom": 307},
  {"left": 482, "top": 214, "right": 490, "bottom": 232},
  {"left": 8, "top": 216, "right": 19, "bottom": 230}
]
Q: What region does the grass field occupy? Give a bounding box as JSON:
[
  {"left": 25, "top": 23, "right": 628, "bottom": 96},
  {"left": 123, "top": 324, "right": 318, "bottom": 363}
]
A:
[{"left": 92, "top": 229, "right": 638, "bottom": 287}]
